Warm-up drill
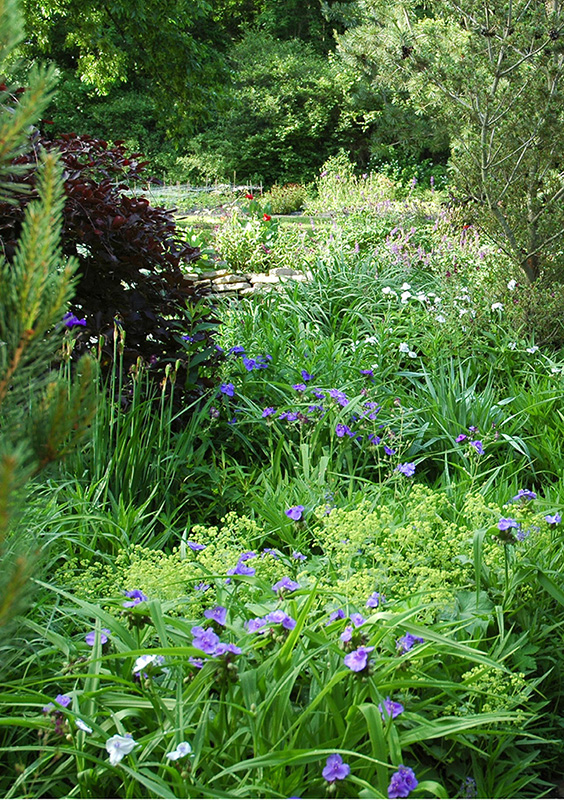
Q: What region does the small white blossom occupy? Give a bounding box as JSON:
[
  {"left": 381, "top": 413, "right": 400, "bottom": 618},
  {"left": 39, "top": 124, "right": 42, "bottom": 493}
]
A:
[
  {"left": 435, "top": 314, "right": 446, "bottom": 324},
  {"left": 408, "top": 351, "right": 418, "bottom": 358},
  {"left": 508, "top": 341, "right": 517, "bottom": 350},
  {"left": 75, "top": 719, "right": 93, "bottom": 734},
  {"left": 165, "top": 741, "right": 193, "bottom": 761},
  {"left": 434, "top": 296, "right": 442, "bottom": 305},
  {"left": 106, "top": 734, "right": 137, "bottom": 766},
  {"left": 364, "top": 335, "right": 378, "bottom": 345},
  {"left": 398, "top": 342, "right": 410, "bottom": 353},
  {"left": 133, "top": 654, "right": 165, "bottom": 675},
  {"left": 527, "top": 346, "right": 539, "bottom": 354},
  {"left": 491, "top": 302, "right": 504, "bottom": 312},
  {"left": 400, "top": 282, "right": 411, "bottom": 291},
  {"left": 459, "top": 309, "right": 469, "bottom": 317},
  {"left": 416, "top": 293, "right": 427, "bottom": 302},
  {"left": 400, "top": 291, "right": 412, "bottom": 303},
  {"left": 507, "top": 279, "right": 517, "bottom": 290},
  {"left": 382, "top": 286, "right": 396, "bottom": 297}
]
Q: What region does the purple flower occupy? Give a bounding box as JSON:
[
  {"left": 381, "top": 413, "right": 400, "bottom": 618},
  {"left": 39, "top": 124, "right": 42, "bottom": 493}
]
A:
[
  {"left": 327, "top": 608, "right": 345, "bottom": 624},
  {"left": 468, "top": 425, "right": 479, "bottom": 433},
  {"left": 366, "top": 592, "right": 385, "bottom": 608},
  {"left": 187, "top": 541, "right": 206, "bottom": 551},
  {"left": 396, "top": 633, "right": 424, "bottom": 654},
  {"left": 292, "top": 551, "right": 307, "bottom": 561},
  {"left": 328, "top": 388, "right": 349, "bottom": 407},
  {"left": 388, "top": 765, "right": 418, "bottom": 798},
  {"left": 360, "top": 369, "right": 374, "bottom": 377},
  {"left": 322, "top": 753, "right": 350, "bottom": 783},
  {"left": 246, "top": 617, "right": 267, "bottom": 633},
  {"left": 262, "top": 407, "right": 275, "bottom": 417},
  {"left": 378, "top": 696, "right": 404, "bottom": 721},
  {"left": 395, "top": 462, "right": 416, "bottom": 477},
  {"left": 227, "top": 561, "right": 256, "bottom": 577},
  {"left": 340, "top": 625, "right": 353, "bottom": 642},
  {"left": 263, "top": 547, "right": 279, "bottom": 558},
  {"left": 470, "top": 440, "right": 484, "bottom": 455},
  {"left": 335, "top": 423, "right": 353, "bottom": 438},
  {"left": 350, "top": 613, "right": 365, "bottom": 628},
  {"left": 292, "top": 383, "right": 307, "bottom": 392},
  {"left": 181, "top": 334, "right": 194, "bottom": 342},
  {"left": 266, "top": 610, "right": 296, "bottom": 630},
  {"left": 122, "top": 589, "right": 148, "bottom": 607},
  {"left": 220, "top": 383, "right": 235, "bottom": 397},
  {"left": 512, "top": 489, "right": 537, "bottom": 502},
  {"left": 455, "top": 433, "right": 467, "bottom": 443},
  {"left": 43, "top": 694, "right": 72, "bottom": 713},
  {"left": 188, "top": 656, "right": 205, "bottom": 669},
  {"left": 384, "top": 445, "right": 396, "bottom": 456},
  {"left": 228, "top": 345, "right": 246, "bottom": 356},
  {"left": 285, "top": 505, "right": 304, "bottom": 521},
  {"left": 191, "top": 626, "right": 221, "bottom": 654},
  {"left": 214, "top": 642, "right": 242, "bottom": 656},
  {"left": 497, "top": 517, "right": 519, "bottom": 531},
  {"left": 545, "top": 513, "right": 562, "bottom": 525},
  {"left": 239, "top": 550, "right": 257, "bottom": 561},
  {"left": 204, "top": 606, "right": 227, "bottom": 626},
  {"left": 85, "top": 628, "right": 110, "bottom": 646},
  {"left": 63, "top": 312, "right": 87, "bottom": 328},
  {"left": 195, "top": 582, "right": 210, "bottom": 592},
  {"left": 344, "top": 646, "right": 375, "bottom": 672},
  {"left": 301, "top": 370, "right": 314, "bottom": 381},
  {"left": 243, "top": 356, "right": 269, "bottom": 371},
  {"left": 313, "top": 390, "right": 326, "bottom": 399},
  {"left": 272, "top": 577, "right": 301, "bottom": 593},
  {"left": 368, "top": 434, "right": 381, "bottom": 445},
  {"left": 279, "top": 411, "right": 299, "bottom": 422}
]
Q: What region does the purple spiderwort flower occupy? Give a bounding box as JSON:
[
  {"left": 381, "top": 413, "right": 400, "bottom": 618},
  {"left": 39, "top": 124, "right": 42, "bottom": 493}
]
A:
[
  {"left": 327, "top": 608, "right": 345, "bottom": 624},
  {"left": 285, "top": 505, "right": 304, "bottom": 521},
  {"left": 388, "top": 765, "right": 418, "bottom": 798},
  {"left": 360, "top": 369, "right": 374, "bottom": 377},
  {"left": 384, "top": 445, "right": 396, "bottom": 456},
  {"left": 85, "top": 628, "right": 110, "bottom": 646},
  {"left": 512, "top": 489, "right": 537, "bottom": 503},
  {"left": 344, "top": 646, "right": 375, "bottom": 672},
  {"left": 322, "top": 753, "right": 350, "bottom": 782},
  {"left": 279, "top": 411, "right": 299, "bottom": 422},
  {"left": 263, "top": 547, "right": 279, "bottom": 558},
  {"left": 214, "top": 642, "right": 242, "bottom": 656},
  {"left": 272, "top": 577, "right": 301, "bottom": 593},
  {"left": 187, "top": 541, "right": 206, "bottom": 551},
  {"left": 227, "top": 561, "right": 256, "bottom": 578},
  {"left": 368, "top": 434, "right": 381, "bottom": 445},
  {"left": 246, "top": 617, "right": 267, "bottom": 633},
  {"left": 396, "top": 633, "right": 424, "bottom": 654},
  {"left": 455, "top": 433, "right": 467, "bottom": 443},
  {"left": 497, "top": 518, "right": 519, "bottom": 531},
  {"left": 266, "top": 610, "right": 296, "bottom": 629},
  {"left": 228, "top": 345, "right": 245, "bottom": 356},
  {"left": 123, "top": 589, "right": 148, "bottom": 607},
  {"left": 43, "top": 694, "right": 72, "bottom": 713},
  {"left": 262, "top": 407, "right": 275, "bottom": 418},
  {"left": 335, "top": 423, "right": 354, "bottom": 438},
  {"left": 220, "top": 383, "right": 235, "bottom": 397},
  {"left": 378, "top": 697, "right": 404, "bottom": 721},
  {"left": 545, "top": 513, "right": 562, "bottom": 525},
  {"left": 340, "top": 625, "right": 353, "bottom": 642},
  {"left": 239, "top": 550, "right": 257, "bottom": 561},
  {"left": 191, "top": 626, "right": 220, "bottom": 654},
  {"left": 328, "top": 388, "right": 349, "bottom": 406},
  {"left": 366, "top": 592, "right": 385, "bottom": 608},
  {"left": 470, "top": 440, "right": 484, "bottom": 455},
  {"left": 188, "top": 656, "right": 205, "bottom": 669},
  {"left": 301, "top": 370, "right": 314, "bottom": 381},
  {"left": 204, "top": 606, "right": 227, "bottom": 626},
  {"left": 350, "top": 613, "right": 365, "bottom": 628},
  {"left": 395, "top": 462, "right": 416, "bottom": 477},
  {"left": 292, "top": 550, "right": 307, "bottom": 561},
  {"left": 292, "top": 383, "right": 307, "bottom": 392},
  {"left": 63, "top": 312, "right": 87, "bottom": 328}
]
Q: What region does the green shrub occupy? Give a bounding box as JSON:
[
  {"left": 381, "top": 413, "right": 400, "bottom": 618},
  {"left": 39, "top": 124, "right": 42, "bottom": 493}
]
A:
[{"left": 263, "top": 183, "right": 308, "bottom": 215}]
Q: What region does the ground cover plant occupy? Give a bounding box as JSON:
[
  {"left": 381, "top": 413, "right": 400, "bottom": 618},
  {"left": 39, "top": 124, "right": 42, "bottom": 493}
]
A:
[{"left": 3, "top": 4, "right": 564, "bottom": 797}]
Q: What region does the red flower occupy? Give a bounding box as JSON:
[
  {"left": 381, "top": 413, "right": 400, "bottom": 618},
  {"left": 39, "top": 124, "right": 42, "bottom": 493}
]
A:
[
  {"left": 263, "top": 213, "right": 271, "bottom": 221},
  {"left": 245, "top": 193, "right": 254, "bottom": 200}
]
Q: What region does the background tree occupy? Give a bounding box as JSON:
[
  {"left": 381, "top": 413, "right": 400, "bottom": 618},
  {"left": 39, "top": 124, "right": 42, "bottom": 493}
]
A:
[
  {"left": 0, "top": 0, "right": 97, "bottom": 636},
  {"left": 337, "top": 0, "right": 564, "bottom": 283}
]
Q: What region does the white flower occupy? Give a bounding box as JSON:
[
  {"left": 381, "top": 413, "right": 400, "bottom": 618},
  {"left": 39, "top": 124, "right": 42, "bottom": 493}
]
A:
[
  {"left": 398, "top": 342, "right": 410, "bottom": 353},
  {"left": 382, "top": 286, "right": 396, "bottom": 297},
  {"left": 400, "top": 282, "right": 411, "bottom": 291},
  {"left": 133, "top": 654, "right": 165, "bottom": 675},
  {"left": 459, "top": 309, "right": 469, "bottom": 317},
  {"left": 491, "top": 302, "right": 504, "bottom": 312},
  {"left": 106, "top": 734, "right": 137, "bottom": 766},
  {"left": 75, "top": 719, "right": 93, "bottom": 734},
  {"left": 416, "top": 293, "right": 427, "bottom": 303},
  {"left": 508, "top": 341, "right": 517, "bottom": 350},
  {"left": 165, "top": 741, "right": 193, "bottom": 761},
  {"left": 435, "top": 314, "right": 446, "bottom": 324},
  {"left": 434, "top": 296, "right": 442, "bottom": 305},
  {"left": 507, "top": 279, "right": 517, "bottom": 291},
  {"left": 526, "top": 346, "right": 539, "bottom": 354},
  {"left": 400, "top": 291, "right": 412, "bottom": 303},
  {"left": 551, "top": 366, "right": 562, "bottom": 374},
  {"left": 364, "top": 336, "right": 377, "bottom": 345},
  {"left": 408, "top": 350, "right": 418, "bottom": 358}
]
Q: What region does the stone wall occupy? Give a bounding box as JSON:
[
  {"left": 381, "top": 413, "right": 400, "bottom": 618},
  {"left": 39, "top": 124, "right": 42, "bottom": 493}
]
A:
[{"left": 184, "top": 266, "right": 310, "bottom": 298}]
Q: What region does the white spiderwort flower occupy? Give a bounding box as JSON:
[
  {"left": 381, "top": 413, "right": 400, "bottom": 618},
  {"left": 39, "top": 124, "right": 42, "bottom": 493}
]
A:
[
  {"left": 398, "top": 342, "right": 410, "bottom": 353},
  {"left": 165, "top": 741, "right": 193, "bottom": 761},
  {"left": 491, "top": 302, "right": 504, "bottom": 311},
  {"left": 133, "top": 654, "right": 165, "bottom": 675},
  {"left": 400, "top": 291, "right": 412, "bottom": 303},
  {"left": 106, "top": 734, "right": 137, "bottom": 766},
  {"left": 75, "top": 719, "right": 93, "bottom": 734},
  {"left": 507, "top": 279, "right": 517, "bottom": 290},
  {"left": 527, "top": 346, "right": 539, "bottom": 354}
]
